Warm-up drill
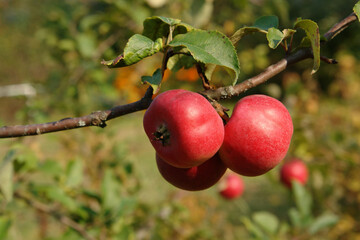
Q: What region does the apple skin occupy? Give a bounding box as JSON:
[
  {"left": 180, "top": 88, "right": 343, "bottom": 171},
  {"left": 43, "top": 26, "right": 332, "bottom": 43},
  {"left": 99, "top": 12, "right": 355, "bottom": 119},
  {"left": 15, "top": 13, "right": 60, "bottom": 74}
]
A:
[
  {"left": 280, "top": 159, "right": 308, "bottom": 188},
  {"left": 219, "top": 94, "right": 293, "bottom": 176},
  {"left": 143, "top": 89, "right": 224, "bottom": 168},
  {"left": 219, "top": 174, "right": 244, "bottom": 200},
  {"left": 156, "top": 153, "right": 227, "bottom": 191}
]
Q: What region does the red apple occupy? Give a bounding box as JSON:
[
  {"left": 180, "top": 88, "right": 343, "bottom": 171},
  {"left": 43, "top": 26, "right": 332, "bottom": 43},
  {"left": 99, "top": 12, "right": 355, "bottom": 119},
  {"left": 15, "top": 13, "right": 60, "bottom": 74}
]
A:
[
  {"left": 219, "top": 94, "right": 293, "bottom": 176},
  {"left": 143, "top": 89, "right": 224, "bottom": 168},
  {"left": 156, "top": 153, "right": 227, "bottom": 191},
  {"left": 280, "top": 159, "right": 308, "bottom": 188},
  {"left": 219, "top": 174, "right": 244, "bottom": 199}
]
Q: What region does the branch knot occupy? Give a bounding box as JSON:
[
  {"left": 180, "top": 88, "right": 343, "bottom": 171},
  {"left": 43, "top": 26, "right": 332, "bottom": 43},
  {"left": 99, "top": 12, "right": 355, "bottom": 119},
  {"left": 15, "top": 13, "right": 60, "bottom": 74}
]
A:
[{"left": 90, "top": 111, "right": 108, "bottom": 128}]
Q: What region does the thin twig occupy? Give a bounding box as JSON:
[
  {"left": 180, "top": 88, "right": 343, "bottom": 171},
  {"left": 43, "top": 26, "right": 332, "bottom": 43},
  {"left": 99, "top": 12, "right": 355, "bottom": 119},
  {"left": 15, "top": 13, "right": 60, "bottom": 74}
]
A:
[
  {"left": 323, "top": 12, "right": 358, "bottom": 41},
  {"left": 320, "top": 56, "right": 338, "bottom": 64}
]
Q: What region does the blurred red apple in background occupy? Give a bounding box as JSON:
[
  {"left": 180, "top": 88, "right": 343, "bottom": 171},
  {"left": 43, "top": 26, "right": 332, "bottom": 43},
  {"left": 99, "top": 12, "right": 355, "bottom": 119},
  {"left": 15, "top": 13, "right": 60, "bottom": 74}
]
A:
[
  {"left": 280, "top": 158, "right": 308, "bottom": 188},
  {"left": 219, "top": 174, "right": 244, "bottom": 199}
]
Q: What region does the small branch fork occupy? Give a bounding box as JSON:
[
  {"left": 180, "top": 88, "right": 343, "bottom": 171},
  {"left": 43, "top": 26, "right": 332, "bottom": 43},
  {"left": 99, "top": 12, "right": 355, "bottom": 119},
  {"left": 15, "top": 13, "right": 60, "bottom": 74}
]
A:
[{"left": 0, "top": 13, "right": 358, "bottom": 139}]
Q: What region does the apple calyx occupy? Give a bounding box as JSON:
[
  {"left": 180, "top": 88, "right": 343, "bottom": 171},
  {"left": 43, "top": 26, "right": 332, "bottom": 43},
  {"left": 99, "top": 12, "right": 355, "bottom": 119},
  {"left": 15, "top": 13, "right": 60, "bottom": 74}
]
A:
[{"left": 153, "top": 123, "right": 171, "bottom": 146}]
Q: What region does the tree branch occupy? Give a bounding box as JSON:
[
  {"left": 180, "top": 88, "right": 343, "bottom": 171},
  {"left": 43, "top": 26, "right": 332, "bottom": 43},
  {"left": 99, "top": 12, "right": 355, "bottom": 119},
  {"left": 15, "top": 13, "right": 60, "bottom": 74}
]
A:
[
  {"left": 0, "top": 12, "right": 358, "bottom": 138},
  {"left": 0, "top": 87, "right": 153, "bottom": 138},
  {"left": 201, "top": 48, "right": 313, "bottom": 100}
]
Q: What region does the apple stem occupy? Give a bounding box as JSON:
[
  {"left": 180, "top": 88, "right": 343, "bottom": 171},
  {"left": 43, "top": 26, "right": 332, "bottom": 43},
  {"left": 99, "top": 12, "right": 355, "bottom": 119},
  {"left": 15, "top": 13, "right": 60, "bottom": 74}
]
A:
[
  {"left": 196, "top": 63, "right": 215, "bottom": 90},
  {"left": 209, "top": 99, "right": 230, "bottom": 124}
]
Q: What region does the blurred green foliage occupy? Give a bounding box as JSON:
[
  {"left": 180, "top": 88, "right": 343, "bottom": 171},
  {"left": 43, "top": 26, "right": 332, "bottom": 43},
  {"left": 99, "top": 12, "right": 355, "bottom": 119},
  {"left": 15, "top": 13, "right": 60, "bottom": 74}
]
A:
[{"left": 1, "top": 0, "right": 360, "bottom": 239}]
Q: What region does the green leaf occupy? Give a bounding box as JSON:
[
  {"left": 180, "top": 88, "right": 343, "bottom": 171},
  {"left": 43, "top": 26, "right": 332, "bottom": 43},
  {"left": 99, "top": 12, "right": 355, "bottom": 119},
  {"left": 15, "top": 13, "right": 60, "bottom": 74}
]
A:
[
  {"left": 230, "top": 16, "right": 279, "bottom": 45},
  {"left": 0, "top": 216, "right": 11, "bottom": 240},
  {"left": 142, "top": 16, "right": 193, "bottom": 41},
  {"left": 308, "top": 213, "right": 339, "bottom": 234},
  {"left": 294, "top": 18, "right": 320, "bottom": 74},
  {"left": 292, "top": 181, "right": 312, "bottom": 219},
  {"left": 241, "top": 217, "right": 266, "bottom": 240},
  {"left": 62, "top": 230, "right": 85, "bottom": 240},
  {"left": 117, "top": 197, "right": 137, "bottom": 217},
  {"left": 288, "top": 208, "right": 302, "bottom": 227},
  {"left": 253, "top": 15, "right": 279, "bottom": 31},
  {"left": 0, "top": 150, "right": 16, "bottom": 168},
  {"left": 83, "top": 189, "right": 102, "bottom": 203},
  {"left": 38, "top": 160, "right": 63, "bottom": 177},
  {"left": 0, "top": 163, "right": 13, "bottom": 202},
  {"left": 283, "top": 28, "right": 297, "bottom": 38},
  {"left": 141, "top": 68, "right": 162, "bottom": 94},
  {"left": 252, "top": 211, "right": 279, "bottom": 235},
  {"left": 13, "top": 151, "right": 38, "bottom": 173},
  {"left": 190, "top": 0, "right": 213, "bottom": 28},
  {"left": 45, "top": 186, "right": 78, "bottom": 212},
  {"left": 101, "top": 169, "right": 121, "bottom": 211},
  {"left": 278, "top": 222, "right": 290, "bottom": 236},
  {"left": 115, "top": 225, "right": 135, "bottom": 240},
  {"left": 113, "top": 1, "right": 149, "bottom": 26},
  {"left": 267, "top": 28, "right": 284, "bottom": 49},
  {"left": 266, "top": 28, "right": 296, "bottom": 49},
  {"left": 76, "top": 33, "right": 97, "bottom": 58},
  {"left": 66, "top": 159, "right": 83, "bottom": 188},
  {"left": 354, "top": 1, "right": 360, "bottom": 22},
  {"left": 169, "top": 30, "right": 240, "bottom": 85},
  {"left": 203, "top": 63, "right": 217, "bottom": 85},
  {"left": 101, "top": 34, "right": 163, "bottom": 68},
  {"left": 0, "top": 150, "right": 16, "bottom": 202},
  {"left": 167, "top": 54, "right": 197, "bottom": 72},
  {"left": 230, "top": 26, "right": 265, "bottom": 45}
]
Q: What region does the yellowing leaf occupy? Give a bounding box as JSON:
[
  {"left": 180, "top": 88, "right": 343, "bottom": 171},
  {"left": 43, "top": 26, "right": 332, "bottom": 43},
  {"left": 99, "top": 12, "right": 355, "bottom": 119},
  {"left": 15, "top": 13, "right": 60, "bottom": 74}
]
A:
[{"left": 354, "top": 1, "right": 360, "bottom": 22}]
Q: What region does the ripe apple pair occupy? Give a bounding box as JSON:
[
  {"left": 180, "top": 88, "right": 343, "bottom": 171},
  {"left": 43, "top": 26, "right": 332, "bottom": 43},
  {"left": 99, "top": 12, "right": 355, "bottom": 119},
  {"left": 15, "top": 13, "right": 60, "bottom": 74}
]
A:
[{"left": 143, "top": 89, "right": 294, "bottom": 191}]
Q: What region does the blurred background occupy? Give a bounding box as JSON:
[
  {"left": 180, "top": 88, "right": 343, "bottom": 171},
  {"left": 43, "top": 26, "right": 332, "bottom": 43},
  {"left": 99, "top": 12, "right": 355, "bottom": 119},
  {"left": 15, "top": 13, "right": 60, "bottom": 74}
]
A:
[{"left": 0, "top": 0, "right": 360, "bottom": 239}]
